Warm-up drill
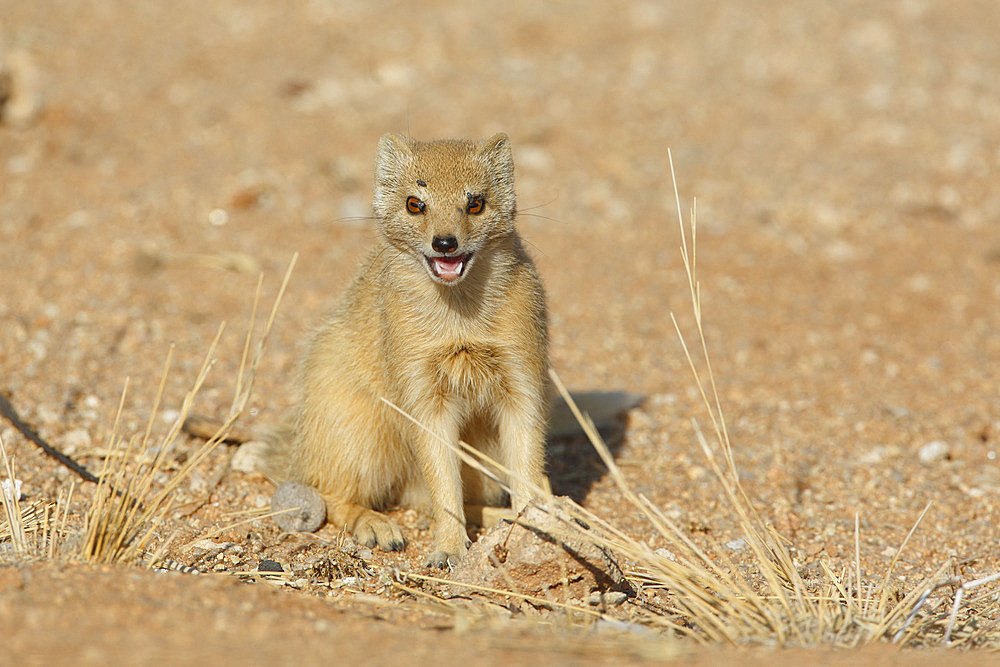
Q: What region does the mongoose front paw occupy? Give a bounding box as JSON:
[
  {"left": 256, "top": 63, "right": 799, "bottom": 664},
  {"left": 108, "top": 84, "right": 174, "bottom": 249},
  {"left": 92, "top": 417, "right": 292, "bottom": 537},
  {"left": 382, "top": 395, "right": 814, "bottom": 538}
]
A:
[{"left": 353, "top": 512, "right": 407, "bottom": 552}]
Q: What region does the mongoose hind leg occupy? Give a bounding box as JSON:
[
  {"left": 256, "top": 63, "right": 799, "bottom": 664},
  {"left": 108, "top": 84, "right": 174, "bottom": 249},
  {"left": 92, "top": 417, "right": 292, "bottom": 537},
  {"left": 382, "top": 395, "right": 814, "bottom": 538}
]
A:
[{"left": 324, "top": 498, "right": 406, "bottom": 552}]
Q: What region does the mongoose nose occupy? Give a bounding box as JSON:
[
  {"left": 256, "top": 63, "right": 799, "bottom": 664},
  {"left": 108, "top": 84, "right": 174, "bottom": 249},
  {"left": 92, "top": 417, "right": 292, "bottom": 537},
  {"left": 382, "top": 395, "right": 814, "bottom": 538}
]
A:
[{"left": 432, "top": 236, "right": 459, "bottom": 254}]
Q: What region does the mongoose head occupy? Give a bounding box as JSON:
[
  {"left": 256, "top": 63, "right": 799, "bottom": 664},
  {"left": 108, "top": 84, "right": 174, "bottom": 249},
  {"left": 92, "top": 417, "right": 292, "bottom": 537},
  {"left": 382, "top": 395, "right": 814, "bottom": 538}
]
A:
[{"left": 373, "top": 133, "right": 517, "bottom": 286}]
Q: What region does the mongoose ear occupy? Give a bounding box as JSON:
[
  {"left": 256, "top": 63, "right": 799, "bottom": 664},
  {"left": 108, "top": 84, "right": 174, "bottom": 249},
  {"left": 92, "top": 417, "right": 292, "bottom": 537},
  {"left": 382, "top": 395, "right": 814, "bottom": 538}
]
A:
[
  {"left": 375, "top": 133, "right": 411, "bottom": 186},
  {"left": 479, "top": 132, "right": 515, "bottom": 193},
  {"left": 373, "top": 133, "right": 412, "bottom": 217},
  {"left": 479, "top": 132, "right": 512, "bottom": 164}
]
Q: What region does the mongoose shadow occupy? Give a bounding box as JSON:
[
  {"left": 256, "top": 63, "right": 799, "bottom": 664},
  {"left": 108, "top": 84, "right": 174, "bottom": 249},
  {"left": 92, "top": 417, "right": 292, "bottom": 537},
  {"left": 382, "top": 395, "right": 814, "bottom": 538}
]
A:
[{"left": 545, "top": 390, "right": 644, "bottom": 503}]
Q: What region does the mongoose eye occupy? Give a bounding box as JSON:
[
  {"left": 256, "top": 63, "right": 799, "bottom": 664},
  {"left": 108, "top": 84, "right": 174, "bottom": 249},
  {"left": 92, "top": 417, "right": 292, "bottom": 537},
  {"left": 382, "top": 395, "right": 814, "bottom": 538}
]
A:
[
  {"left": 406, "top": 196, "right": 425, "bottom": 215},
  {"left": 466, "top": 193, "right": 485, "bottom": 215}
]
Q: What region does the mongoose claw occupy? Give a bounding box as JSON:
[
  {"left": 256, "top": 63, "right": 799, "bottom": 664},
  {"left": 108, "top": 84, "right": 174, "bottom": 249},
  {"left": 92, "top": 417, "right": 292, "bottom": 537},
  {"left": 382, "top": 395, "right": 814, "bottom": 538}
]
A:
[
  {"left": 424, "top": 550, "right": 459, "bottom": 569},
  {"left": 381, "top": 533, "right": 407, "bottom": 552},
  {"left": 353, "top": 512, "right": 407, "bottom": 552},
  {"left": 424, "top": 539, "right": 471, "bottom": 568}
]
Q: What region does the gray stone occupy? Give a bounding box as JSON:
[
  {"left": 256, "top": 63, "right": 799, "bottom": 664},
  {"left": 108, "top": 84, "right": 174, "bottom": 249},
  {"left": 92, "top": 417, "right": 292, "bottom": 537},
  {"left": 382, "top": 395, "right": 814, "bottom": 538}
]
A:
[
  {"left": 257, "top": 559, "right": 284, "bottom": 572},
  {"left": 271, "top": 481, "right": 326, "bottom": 532},
  {"left": 587, "top": 590, "right": 629, "bottom": 606}
]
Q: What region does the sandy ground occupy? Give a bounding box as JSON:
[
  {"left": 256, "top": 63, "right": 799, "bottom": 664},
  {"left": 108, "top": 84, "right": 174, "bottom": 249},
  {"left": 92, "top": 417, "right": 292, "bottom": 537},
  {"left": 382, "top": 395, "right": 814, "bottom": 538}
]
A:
[{"left": 2, "top": 0, "right": 1000, "bottom": 662}]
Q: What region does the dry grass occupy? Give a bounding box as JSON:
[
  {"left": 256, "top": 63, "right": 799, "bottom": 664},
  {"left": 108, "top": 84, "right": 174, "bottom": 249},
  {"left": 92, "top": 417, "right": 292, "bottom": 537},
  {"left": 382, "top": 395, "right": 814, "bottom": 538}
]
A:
[
  {"left": 3, "top": 158, "right": 999, "bottom": 655},
  {"left": 1, "top": 435, "right": 30, "bottom": 554},
  {"left": 1, "top": 433, "right": 70, "bottom": 560},
  {"left": 83, "top": 256, "right": 295, "bottom": 566},
  {"left": 385, "top": 152, "right": 1000, "bottom": 650},
  {"left": 641, "top": 151, "right": 1000, "bottom": 648},
  {"left": 538, "top": 152, "right": 1000, "bottom": 649},
  {"left": 1, "top": 256, "right": 296, "bottom": 569}
]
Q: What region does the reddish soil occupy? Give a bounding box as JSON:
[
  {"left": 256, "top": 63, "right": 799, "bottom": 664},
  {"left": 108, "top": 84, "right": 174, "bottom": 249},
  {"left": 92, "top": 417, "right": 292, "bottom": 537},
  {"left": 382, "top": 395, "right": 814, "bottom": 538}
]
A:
[{"left": 2, "top": 1, "right": 1000, "bottom": 663}]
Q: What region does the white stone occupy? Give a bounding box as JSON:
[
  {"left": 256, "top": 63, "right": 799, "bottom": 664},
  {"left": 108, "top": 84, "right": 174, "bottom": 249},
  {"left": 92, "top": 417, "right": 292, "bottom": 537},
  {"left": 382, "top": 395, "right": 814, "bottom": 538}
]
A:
[
  {"left": 61, "top": 428, "right": 92, "bottom": 454},
  {"left": 230, "top": 440, "right": 268, "bottom": 473},
  {"left": 918, "top": 440, "right": 950, "bottom": 464},
  {"left": 654, "top": 547, "right": 677, "bottom": 561},
  {"left": 189, "top": 539, "right": 233, "bottom": 552},
  {"left": 160, "top": 409, "right": 181, "bottom": 426},
  {"left": 208, "top": 208, "right": 229, "bottom": 226},
  {"left": 1, "top": 478, "right": 23, "bottom": 503}
]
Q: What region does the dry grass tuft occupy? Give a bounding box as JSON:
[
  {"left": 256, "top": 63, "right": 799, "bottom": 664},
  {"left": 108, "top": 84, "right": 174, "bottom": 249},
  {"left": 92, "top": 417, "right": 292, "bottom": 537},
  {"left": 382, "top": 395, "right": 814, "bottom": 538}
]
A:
[
  {"left": 0, "top": 256, "right": 296, "bottom": 570},
  {"left": 81, "top": 255, "right": 295, "bottom": 566},
  {"left": 1, "top": 434, "right": 31, "bottom": 555},
  {"left": 81, "top": 338, "right": 221, "bottom": 564},
  {"left": 0, "top": 434, "right": 64, "bottom": 559}
]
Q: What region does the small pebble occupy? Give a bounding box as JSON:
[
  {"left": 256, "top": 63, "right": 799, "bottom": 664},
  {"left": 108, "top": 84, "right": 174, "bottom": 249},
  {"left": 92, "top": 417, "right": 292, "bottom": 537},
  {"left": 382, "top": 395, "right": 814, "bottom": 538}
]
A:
[
  {"left": 726, "top": 538, "right": 747, "bottom": 552},
  {"left": 230, "top": 440, "right": 268, "bottom": 473},
  {"left": 918, "top": 440, "right": 950, "bottom": 464},
  {"left": 65, "top": 210, "right": 89, "bottom": 228},
  {"left": 190, "top": 539, "right": 233, "bottom": 552},
  {"left": 208, "top": 208, "right": 229, "bottom": 226},
  {"left": 271, "top": 481, "right": 326, "bottom": 532},
  {"left": 587, "top": 591, "right": 628, "bottom": 606},
  {"left": 257, "top": 559, "right": 284, "bottom": 572},
  {"left": 61, "top": 428, "right": 92, "bottom": 454},
  {"left": 187, "top": 471, "right": 207, "bottom": 494},
  {"left": 805, "top": 543, "right": 825, "bottom": 557},
  {"left": 160, "top": 409, "right": 181, "bottom": 425},
  {"left": 35, "top": 403, "right": 60, "bottom": 425},
  {"left": 7, "top": 153, "right": 35, "bottom": 174},
  {"left": 0, "top": 48, "right": 44, "bottom": 126},
  {"left": 859, "top": 445, "right": 889, "bottom": 465},
  {"left": 654, "top": 547, "right": 676, "bottom": 561},
  {"left": 1, "top": 478, "right": 23, "bottom": 503},
  {"left": 593, "top": 618, "right": 651, "bottom": 636}
]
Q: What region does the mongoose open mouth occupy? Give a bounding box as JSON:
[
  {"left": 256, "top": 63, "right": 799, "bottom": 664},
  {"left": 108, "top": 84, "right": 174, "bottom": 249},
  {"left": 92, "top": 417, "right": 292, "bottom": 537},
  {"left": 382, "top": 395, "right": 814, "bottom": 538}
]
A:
[{"left": 426, "top": 253, "right": 472, "bottom": 283}]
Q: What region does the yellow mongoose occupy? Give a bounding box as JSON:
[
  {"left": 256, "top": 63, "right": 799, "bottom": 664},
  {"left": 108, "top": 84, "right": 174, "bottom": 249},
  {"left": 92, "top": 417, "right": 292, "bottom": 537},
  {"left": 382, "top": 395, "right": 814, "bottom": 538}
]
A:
[{"left": 275, "top": 133, "right": 549, "bottom": 567}]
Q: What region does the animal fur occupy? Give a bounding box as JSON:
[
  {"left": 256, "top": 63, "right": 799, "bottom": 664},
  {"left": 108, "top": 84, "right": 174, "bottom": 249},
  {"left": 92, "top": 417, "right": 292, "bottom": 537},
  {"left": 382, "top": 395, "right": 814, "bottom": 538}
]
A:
[{"left": 269, "top": 133, "right": 549, "bottom": 567}]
